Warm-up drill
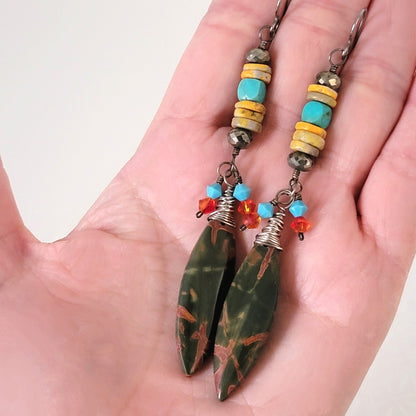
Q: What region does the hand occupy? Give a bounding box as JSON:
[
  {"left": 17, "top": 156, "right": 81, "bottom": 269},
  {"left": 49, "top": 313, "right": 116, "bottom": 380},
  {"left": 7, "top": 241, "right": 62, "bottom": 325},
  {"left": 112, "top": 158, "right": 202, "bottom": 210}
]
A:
[{"left": 1, "top": 0, "right": 415, "bottom": 414}]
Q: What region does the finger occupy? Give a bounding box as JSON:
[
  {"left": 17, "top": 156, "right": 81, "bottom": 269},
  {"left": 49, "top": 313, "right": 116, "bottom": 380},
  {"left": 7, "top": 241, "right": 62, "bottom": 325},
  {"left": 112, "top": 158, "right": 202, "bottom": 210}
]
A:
[
  {"left": 358, "top": 73, "right": 416, "bottom": 272},
  {"left": 313, "top": 0, "right": 416, "bottom": 196}
]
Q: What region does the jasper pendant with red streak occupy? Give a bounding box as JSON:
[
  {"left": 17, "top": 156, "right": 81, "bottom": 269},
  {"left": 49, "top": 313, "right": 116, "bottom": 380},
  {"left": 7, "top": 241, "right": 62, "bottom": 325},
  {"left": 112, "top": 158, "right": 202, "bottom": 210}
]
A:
[
  {"left": 214, "top": 244, "right": 280, "bottom": 400},
  {"left": 176, "top": 220, "right": 236, "bottom": 375}
]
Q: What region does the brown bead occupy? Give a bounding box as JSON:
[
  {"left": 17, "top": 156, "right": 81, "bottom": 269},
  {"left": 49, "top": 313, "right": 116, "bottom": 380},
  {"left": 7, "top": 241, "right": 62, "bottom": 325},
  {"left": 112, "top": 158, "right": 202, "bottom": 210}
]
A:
[
  {"left": 227, "top": 128, "right": 253, "bottom": 149},
  {"left": 315, "top": 71, "right": 342, "bottom": 91},
  {"left": 287, "top": 151, "right": 316, "bottom": 172},
  {"left": 245, "top": 48, "right": 271, "bottom": 64}
]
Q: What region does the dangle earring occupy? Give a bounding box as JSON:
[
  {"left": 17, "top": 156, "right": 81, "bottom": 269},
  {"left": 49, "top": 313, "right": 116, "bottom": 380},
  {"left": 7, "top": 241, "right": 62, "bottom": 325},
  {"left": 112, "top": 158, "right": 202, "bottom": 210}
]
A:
[
  {"left": 214, "top": 8, "right": 368, "bottom": 400},
  {"left": 176, "top": 0, "right": 291, "bottom": 376}
]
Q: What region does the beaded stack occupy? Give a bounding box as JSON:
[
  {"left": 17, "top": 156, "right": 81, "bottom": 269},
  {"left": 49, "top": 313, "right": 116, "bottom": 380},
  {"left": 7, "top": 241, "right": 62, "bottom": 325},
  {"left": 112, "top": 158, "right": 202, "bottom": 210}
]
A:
[
  {"left": 289, "top": 71, "right": 341, "bottom": 170},
  {"left": 198, "top": 47, "right": 273, "bottom": 223},
  {"left": 284, "top": 70, "right": 341, "bottom": 236}
]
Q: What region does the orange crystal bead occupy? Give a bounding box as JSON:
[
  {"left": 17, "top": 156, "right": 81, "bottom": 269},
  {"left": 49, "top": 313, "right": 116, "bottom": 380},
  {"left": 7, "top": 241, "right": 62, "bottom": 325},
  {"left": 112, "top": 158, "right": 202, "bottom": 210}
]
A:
[
  {"left": 290, "top": 216, "right": 311, "bottom": 233},
  {"left": 243, "top": 213, "right": 261, "bottom": 229},
  {"left": 238, "top": 199, "right": 257, "bottom": 215},
  {"left": 198, "top": 197, "right": 216, "bottom": 214}
]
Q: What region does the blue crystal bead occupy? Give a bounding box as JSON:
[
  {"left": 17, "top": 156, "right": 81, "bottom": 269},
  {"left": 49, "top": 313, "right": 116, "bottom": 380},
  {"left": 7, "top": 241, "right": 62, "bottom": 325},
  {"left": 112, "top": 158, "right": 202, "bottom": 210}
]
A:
[
  {"left": 289, "top": 200, "right": 308, "bottom": 217},
  {"left": 257, "top": 202, "right": 274, "bottom": 218},
  {"left": 207, "top": 183, "right": 222, "bottom": 199},
  {"left": 301, "top": 101, "right": 332, "bottom": 129},
  {"left": 233, "top": 183, "right": 251, "bottom": 201},
  {"left": 237, "top": 79, "right": 266, "bottom": 103}
]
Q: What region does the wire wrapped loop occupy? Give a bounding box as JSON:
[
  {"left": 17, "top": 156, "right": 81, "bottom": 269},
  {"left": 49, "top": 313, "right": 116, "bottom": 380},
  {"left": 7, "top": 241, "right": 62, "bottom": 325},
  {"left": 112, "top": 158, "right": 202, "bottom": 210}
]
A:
[
  {"left": 208, "top": 185, "right": 236, "bottom": 228},
  {"left": 254, "top": 208, "right": 286, "bottom": 251}
]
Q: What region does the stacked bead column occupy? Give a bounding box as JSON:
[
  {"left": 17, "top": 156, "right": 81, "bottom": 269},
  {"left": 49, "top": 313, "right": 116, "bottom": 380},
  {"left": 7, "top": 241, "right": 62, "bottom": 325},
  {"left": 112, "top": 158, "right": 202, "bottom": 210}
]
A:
[
  {"left": 227, "top": 49, "right": 272, "bottom": 149},
  {"left": 288, "top": 71, "right": 341, "bottom": 171},
  {"left": 285, "top": 70, "right": 342, "bottom": 237}
]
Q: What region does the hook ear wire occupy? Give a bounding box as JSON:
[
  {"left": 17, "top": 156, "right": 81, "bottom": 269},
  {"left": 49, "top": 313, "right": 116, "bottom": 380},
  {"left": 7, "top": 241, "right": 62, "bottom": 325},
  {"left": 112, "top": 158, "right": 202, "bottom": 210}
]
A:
[
  {"left": 259, "top": 0, "right": 292, "bottom": 49},
  {"left": 345, "top": 8, "right": 368, "bottom": 57},
  {"left": 328, "top": 7, "right": 368, "bottom": 74}
]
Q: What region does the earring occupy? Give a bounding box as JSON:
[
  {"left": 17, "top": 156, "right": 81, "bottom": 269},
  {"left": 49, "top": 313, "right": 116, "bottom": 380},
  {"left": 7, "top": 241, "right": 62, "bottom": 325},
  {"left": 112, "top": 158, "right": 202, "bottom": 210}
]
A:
[
  {"left": 213, "top": 8, "right": 368, "bottom": 400},
  {"left": 176, "top": 0, "right": 291, "bottom": 376}
]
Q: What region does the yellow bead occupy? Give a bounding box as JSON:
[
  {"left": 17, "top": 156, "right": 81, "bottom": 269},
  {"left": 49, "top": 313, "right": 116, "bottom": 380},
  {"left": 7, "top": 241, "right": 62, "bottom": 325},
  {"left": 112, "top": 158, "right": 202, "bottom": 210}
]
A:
[
  {"left": 232, "top": 117, "right": 262, "bottom": 133},
  {"left": 234, "top": 107, "right": 264, "bottom": 123},
  {"left": 307, "top": 91, "right": 337, "bottom": 108},
  {"left": 241, "top": 70, "right": 271, "bottom": 84},
  {"left": 235, "top": 100, "right": 266, "bottom": 115},
  {"left": 290, "top": 140, "right": 320, "bottom": 157},
  {"left": 308, "top": 84, "right": 338, "bottom": 100},
  {"left": 295, "top": 121, "right": 327, "bottom": 139},
  {"left": 293, "top": 130, "right": 325, "bottom": 150},
  {"left": 243, "top": 63, "right": 272, "bottom": 74}
]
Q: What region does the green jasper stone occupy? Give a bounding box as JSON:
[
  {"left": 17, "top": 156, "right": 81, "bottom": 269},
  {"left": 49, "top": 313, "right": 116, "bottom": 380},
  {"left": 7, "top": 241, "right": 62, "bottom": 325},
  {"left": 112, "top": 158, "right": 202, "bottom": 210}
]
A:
[
  {"left": 214, "top": 245, "right": 280, "bottom": 400},
  {"left": 176, "top": 220, "right": 236, "bottom": 375}
]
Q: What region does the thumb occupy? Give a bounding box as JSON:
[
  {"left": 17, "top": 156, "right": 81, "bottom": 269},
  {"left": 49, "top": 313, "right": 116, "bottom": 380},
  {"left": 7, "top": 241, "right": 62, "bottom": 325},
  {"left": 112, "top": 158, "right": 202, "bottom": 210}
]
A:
[
  {"left": 0, "top": 158, "right": 25, "bottom": 239},
  {"left": 0, "top": 157, "right": 32, "bottom": 285}
]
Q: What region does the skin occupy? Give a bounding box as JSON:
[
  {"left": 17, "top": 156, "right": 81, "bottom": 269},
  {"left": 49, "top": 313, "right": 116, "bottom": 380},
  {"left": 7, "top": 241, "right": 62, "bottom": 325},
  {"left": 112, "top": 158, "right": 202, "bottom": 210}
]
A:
[{"left": 0, "top": 0, "right": 415, "bottom": 414}]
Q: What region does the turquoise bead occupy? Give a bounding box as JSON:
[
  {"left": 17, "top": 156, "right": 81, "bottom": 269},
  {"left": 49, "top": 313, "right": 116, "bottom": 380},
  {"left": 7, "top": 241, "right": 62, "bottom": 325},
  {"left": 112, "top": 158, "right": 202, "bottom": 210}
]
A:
[
  {"left": 237, "top": 79, "right": 266, "bottom": 103},
  {"left": 257, "top": 202, "right": 274, "bottom": 218},
  {"left": 207, "top": 183, "right": 222, "bottom": 199},
  {"left": 301, "top": 101, "right": 332, "bottom": 129},
  {"left": 289, "top": 200, "right": 308, "bottom": 217},
  {"left": 233, "top": 183, "right": 251, "bottom": 201}
]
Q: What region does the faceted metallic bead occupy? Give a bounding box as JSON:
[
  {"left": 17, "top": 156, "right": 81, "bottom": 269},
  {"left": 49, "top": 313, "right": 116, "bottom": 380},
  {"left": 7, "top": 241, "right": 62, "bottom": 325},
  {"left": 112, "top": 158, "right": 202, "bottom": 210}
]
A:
[
  {"left": 245, "top": 48, "right": 271, "bottom": 64},
  {"left": 287, "top": 151, "right": 315, "bottom": 172},
  {"left": 227, "top": 128, "right": 253, "bottom": 149},
  {"left": 315, "top": 71, "right": 342, "bottom": 91}
]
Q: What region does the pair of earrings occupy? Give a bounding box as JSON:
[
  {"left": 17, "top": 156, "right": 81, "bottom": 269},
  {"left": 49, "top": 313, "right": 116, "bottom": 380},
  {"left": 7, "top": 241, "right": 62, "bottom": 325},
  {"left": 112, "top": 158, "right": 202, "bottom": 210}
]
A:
[{"left": 176, "top": 0, "right": 367, "bottom": 401}]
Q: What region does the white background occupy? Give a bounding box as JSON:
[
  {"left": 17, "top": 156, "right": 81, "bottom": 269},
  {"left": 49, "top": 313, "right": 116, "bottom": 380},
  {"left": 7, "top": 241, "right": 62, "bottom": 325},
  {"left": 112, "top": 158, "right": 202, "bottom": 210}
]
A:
[{"left": 1, "top": 1, "right": 415, "bottom": 414}]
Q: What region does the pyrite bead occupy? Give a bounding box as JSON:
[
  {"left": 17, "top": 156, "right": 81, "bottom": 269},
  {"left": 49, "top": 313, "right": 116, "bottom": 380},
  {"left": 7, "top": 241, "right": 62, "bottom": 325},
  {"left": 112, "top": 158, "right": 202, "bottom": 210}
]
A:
[
  {"left": 227, "top": 128, "right": 253, "bottom": 149},
  {"left": 245, "top": 48, "right": 271, "bottom": 64},
  {"left": 287, "top": 151, "right": 316, "bottom": 172},
  {"left": 315, "top": 71, "right": 342, "bottom": 91}
]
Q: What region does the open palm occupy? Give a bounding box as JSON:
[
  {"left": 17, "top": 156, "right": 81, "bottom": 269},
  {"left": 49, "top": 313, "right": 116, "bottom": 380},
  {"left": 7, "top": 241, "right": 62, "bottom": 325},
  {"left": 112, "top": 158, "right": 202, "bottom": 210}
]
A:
[{"left": 1, "top": 0, "right": 415, "bottom": 414}]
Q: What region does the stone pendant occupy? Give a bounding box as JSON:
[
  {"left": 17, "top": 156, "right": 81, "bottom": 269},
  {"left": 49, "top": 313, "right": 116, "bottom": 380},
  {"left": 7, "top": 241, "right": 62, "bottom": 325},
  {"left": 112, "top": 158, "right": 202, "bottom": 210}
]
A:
[
  {"left": 214, "top": 245, "right": 280, "bottom": 400},
  {"left": 176, "top": 220, "right": 236, "bottom": 375}
]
